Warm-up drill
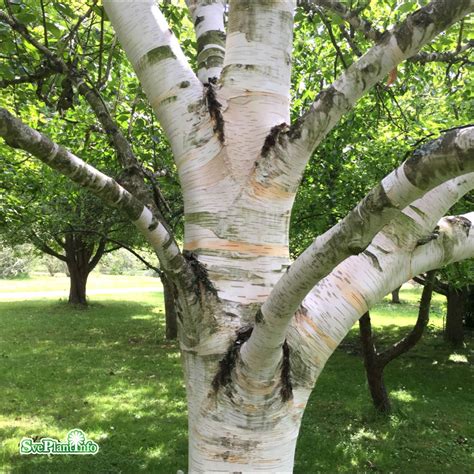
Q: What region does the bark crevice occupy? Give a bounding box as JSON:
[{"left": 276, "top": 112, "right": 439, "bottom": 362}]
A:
[{"left": 204, "top": 77, "right": 225, "bottom": 143}]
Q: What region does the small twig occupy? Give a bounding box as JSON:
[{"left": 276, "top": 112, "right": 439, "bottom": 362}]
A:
[
  {"left": 299, "top": 0, "right": 383, "bottom": 42},
  {"left": 60, "top": 0, "right": 98, "bottom": 52},
  {"left": 97, "top": 6, "right": 104, "bottom": 85},
  {"left": 318, "top": 9, "right": 348, "bottom": 70},
  {"left": 98, "top": 35, "right": 117, "bottom": 90},
  {"left": 39, "top": 0, "right": 48, "bottom": 47},
  {"left": 339, "top": 24, "right": 362, "bottom": 57}
]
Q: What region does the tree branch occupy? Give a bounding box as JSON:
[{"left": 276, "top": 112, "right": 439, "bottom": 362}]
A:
[
  {"left": 255, "top": 0, "right": 474, "bottom": 192},
  {"left": 292, "top": 166, "right": 474, "bottom": 383},
  {"left": 102, "top": 0, "right": 203, "bottom": 155},
  {"left": 87, "top": 237, "right": 107, "bottom": 273},
  {"left": 185, "top": 0, "right": 226, "bottom": 83},
  {"left": 409, "top": 40, "right": 474, "bottom": 64},
  {"left": 294, "top": 207, "right": 473, "bottom": 388},
  {"left": 241, "top": 126, "right": 474, "bottom": 375},
  {"left": 31, "top": 233, "right": 67, "bottom": 262},
  {"left": 0, "top": 108, "right": 185, "bottom": 279},
  {"left": 318, "top": 9, "right": 348, "bottom": 70},
  {"left": 218, "top": 0, "right": 295, "bottom": 180},
  {"left": 377, "top": 270, "right": 437, "bottom": 366}
]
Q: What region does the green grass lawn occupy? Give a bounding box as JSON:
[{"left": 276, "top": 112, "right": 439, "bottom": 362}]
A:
[
  {"left": 0, "top": 282, "right": 472, "bottom": 473},
  {"left": 0, "top": 273, "right": 161, "bottom": 294}
]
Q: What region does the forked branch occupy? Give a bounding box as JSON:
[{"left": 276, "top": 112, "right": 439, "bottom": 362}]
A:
[{"left": 241, "top": 126, "right": 474, "bottom": 375}]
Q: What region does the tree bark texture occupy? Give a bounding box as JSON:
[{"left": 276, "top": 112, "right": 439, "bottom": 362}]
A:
[{"left": 1, "top": 0, "right": 474, "bottom": 470}]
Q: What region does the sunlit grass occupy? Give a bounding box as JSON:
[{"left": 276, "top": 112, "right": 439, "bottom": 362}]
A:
[
  {"left": 0, "top": 273, "right": 162, "bottom": 294},
  {"left": 0, "top": 294, "right": 187, "bottom": 473},
  {"left": 0, "top": 284, "right": 472, "bottom": 473}
]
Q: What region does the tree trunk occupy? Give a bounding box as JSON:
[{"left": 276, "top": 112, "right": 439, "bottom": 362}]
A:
[
  {"left": 161, "top": 273, "right": 178, "bottom": 340},
  {"left": 359, "top": 271, "right": 436, "bottom": 414},
  {"left": 64, "top": 233, "right": 105, "bottom": 306},
  {"left": 358, "top": 313, "right": 391, "bottom": 413},
  {"left": 365, "top": 365, "right": 391, "bottom": 414},
  {"left": 184, "top": 349, "right": 309, "bottom": 472},
  {"left": 465, "top": 289, "right": 474, "bottom": 329},
  {"left": 445, "top": 287, "right": 467, "bottom": 346},
  {"left": 67, "top": 261, "right": 89, "bottom": 305},
  {"left": 391, "top": 286, "right": 401, "bottom": 304}
]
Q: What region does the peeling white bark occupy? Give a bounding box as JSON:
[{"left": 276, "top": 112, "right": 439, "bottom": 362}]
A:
[
  {"left": 3, "top": 0, "right": 474, "bottom": 472},
  {"left": 219, "top": 0, "right": 295, "bottom": 180},
  {"left": 294, "top": 175, "right": 474, "bottom": 386}
]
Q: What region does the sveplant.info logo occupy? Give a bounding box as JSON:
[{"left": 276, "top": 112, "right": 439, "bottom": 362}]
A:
[{"left": 20, "top": 429, "right": 99, "bottom": 455}]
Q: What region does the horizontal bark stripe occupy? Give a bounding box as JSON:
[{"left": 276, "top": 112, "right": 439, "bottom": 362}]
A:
[
  {"left": 250, "top": 180, "right": 295, "bottom": 201},
  {"left": 197, "top": 30, "right": 226, "bottom": 53},
  {"left": 184, "top": 238, "right": 289, "bottom": 256},
  {"left": 135, "top": 45, "right": 176, "bottom": 73}
]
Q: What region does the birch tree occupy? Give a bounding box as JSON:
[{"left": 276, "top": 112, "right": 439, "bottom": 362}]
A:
[{"left": 1, "top": 0, "right": 474, "bottom": 471}]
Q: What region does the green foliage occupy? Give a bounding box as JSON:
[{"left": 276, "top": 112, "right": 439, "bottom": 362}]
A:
[
  {"left": 440, "top": 260, "right": 474, "bottom": 290},
  {"left": 290, "top": 3, "right": 473, "bottom": 256},
  {"left": 98, "top": 248, "right": 155, "bottom": 276},
  {"left": 0, "top": 0, "right": 183, "bottom": 261},
  {"left": 0, "top": 243, "right": 35, "bottom": 278}
]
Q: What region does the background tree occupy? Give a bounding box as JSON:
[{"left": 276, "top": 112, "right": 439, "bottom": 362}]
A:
[
  {"left": 1, "top": 0, "right": 474, "bottom": 471},
  {"left": 0, "top": 104, "right": 142, "bottom": 305},
  {"left": 0, "top": 0, "right": 183, "bottom": 313},
  {"left": 358, "top": 270, "right": 437, "bottom": 414},
  {"left": 415, "top": 259, "right": 474, "bottom": 346}
]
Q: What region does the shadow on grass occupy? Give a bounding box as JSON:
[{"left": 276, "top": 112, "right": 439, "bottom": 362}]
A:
[
  {"left": 295, "top": 324, "right": 474, "bottom": 474},
  {"left": 0, "top": 299, "right": 188, "bottom": 473},
  {"left": 2, "top": 296, "right": 472, "bottom": 473}
]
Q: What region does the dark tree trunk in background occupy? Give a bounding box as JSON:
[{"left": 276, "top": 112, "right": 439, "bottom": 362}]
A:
[
  {"left": 465, "top": 289, "right": 474, "bottom": 329},
  {"left": 359, "top": 271, "right": 436, "bottom": 414},
  {"left": 162, "top": 273, "right": 178, "bottom": 340},
  {"left": 67, "top": 261, "right": 89, "bottom": 305},
  {"left": 391, "top": 286, "right": 401, "bottom": 304},
  {"left": 359, "top": 312, "right": 391, "bottom": 413},
  {"left": 445, "top": 287, "right": 467, "bottom": 346},
  {"left": 64, "top": 234, "right": 106, "bottom": 306}
]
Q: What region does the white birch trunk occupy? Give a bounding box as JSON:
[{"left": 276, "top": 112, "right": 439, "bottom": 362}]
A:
[{"left": 3, "top": 1, "right": 474, "bottom": 472}]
